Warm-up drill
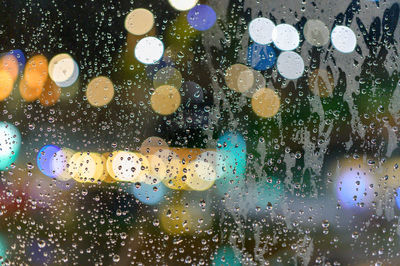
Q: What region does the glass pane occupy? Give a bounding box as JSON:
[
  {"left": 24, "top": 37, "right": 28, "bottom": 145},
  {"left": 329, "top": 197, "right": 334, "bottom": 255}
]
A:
[{"left": 0, "top": 0, "right": 399, "bottom": 264}]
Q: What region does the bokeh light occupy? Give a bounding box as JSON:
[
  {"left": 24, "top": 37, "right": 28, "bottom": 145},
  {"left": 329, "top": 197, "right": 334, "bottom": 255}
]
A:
[
  {"left": 277, "top": 51, "right": 304, "bottom": 80},
  {"left": 153, "top": 66, "right": 182, "bottom": 89},
  {"left": 0, "top": 122, "right": 21, "bottom": 171},
  {"left": 0, "top": 70, "right": 14, "bottom": 101},
  {"left": 107, "top": 151, "right": 144, "bottom": 182},
  {"left": 331, "top": 25, "right": 357, "bottom": 53},
  {"left": 37, "top": 145, "right": 61, "bottom": 178},
  {"left": 168, "top": 0, "right": 198, "bottom": 11},
  {"left": 124, "top": 8, "right": 154, "bottom": 36},
  {"left": 247, "top": 43, "right": 276, "bottom": 71},
  {"left": 225, "top": 64, "right": 254, "bottom": 93},
  {"left": 39, "top": 78, "right": 61, "bottom": 106},
  {"left": 303, "top": 19, "right": 330, "bottom": 47},
  {"left": 212, "top": 246, "right": 241, "bottom": 266},
  {"left": 187, "top": 4, "right": 216, "bottom": 31},
  {"left": 249, "top": 17, "right": 275, "bottom": 45},
  {"left": 150, "top": 85, "right": 181, "bottom": 115},
  {"left": 134, "top": 37, "right": 164, "bottom": 65},
  {"left": 130, "top": 182, "right": 166, "bottom": 205},
  {"left": 0, "top": 54, "right": 19, "bottom": 82},
  {"left": 86, "top": 76, "right": 114, "bottom": 107},
  {"left": 68, "top": 152, "right": 107, "bottom": 183},
  {"left": 251, "top": 87, "right": 280, "bottom": 118},
  {"left": 335, "top": 159, "right": 376, "bottom": 209},
  {"left": 272, "top": 24, "right": 300, "bottom": 51},
  {"left": 48, "top": 53, "right": 79, "bottom": 88}
]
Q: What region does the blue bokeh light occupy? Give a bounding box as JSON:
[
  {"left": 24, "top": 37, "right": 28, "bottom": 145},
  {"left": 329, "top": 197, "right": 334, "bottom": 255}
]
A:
[
  {"left": 187, "top": 5, "right": 217, "bottom": 31},
  {"left": 130, "top": 182, "right": 167, "bottom": 205},
  {"left": 37, "top": 145, "right": 61, "bottom": 178},
  {"left": 247, "top": 43, "right": 276, "bottom": 71}
]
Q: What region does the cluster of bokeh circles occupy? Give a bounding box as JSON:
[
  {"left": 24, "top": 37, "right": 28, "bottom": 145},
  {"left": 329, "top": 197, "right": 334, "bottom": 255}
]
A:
[{"left": 36, "top": 133, "right": 247, "bottom": 204}]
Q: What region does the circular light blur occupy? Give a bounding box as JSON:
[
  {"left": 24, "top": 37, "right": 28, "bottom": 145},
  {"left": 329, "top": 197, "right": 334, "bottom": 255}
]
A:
[
  {"left": 251, "top": 88, "right": 280, "bottom": 118},
  {"left": 187, "top": 4, "right": 216, "bottom": 31},
  {"left": 151, "top": 85, "right": 181, "bottom": 115},
  {"left": 48, "top": 53, "right": 79, "bottom": 87},
  {"left": 69, "top": 152, "right": 107, "bottom": 183},
  {"left": 216, "top": 132, "right": 246, "bottom": 180},
  {"left": 213, "top": 246, "right": 241, "bottom": 265},
  {"left": 277, "top": 51, "right": 304, "bottom": 80},
  {"left": 242, "top": 70, "right": 266, "bottom": 98},
  {"left": 86, "top": 76, "right": 114, "bottom": 107},
  {"left": 168, "top": 0, "right": 198, "bottom": 11},
  {"left": 186, "top": 161, "right": 215, "bottom": 191},
  {"left": 39, "top": 78, "right": 61, "bottom": 106},
  {"left": 0, "top": 122, "right": 21, "bottom": 171},
  {"left": 7, "top": 49, "right": 26, "bottom": 73},
  {"left": 37, "top": 145, "right": 61, "bottom": 178},
  {"left": 272, "top": 24, "right": 300, "bottom": 51},
  {"left": 135, "top": 37, "right": 164, "bottom": 65},
  {"left": 21, "top": 55, "right": 48, "bottom": 102},
  {"left": 335, "top": 160, "right": 375, "bottom": 209},
  {"left": 303, "top": 19, "right": 330, "bottom": 47},
  {"left": 124, "top": 8, "right": 154, "bottom": 36},
  {"left": 331, "top": 25, "right": 357, "bottom": 53},
  {"left": 225, "top": 64, "right": 254, "bottom": 93},
  {"left": 249, "top": 17, "right": 275, "bottom": 45},
  {"left": 0, "top": 70, "right": 14, "bottom": 101},
  {"left": 0, "top": 54, "right": 19, "bottom": 81},
  {"left": 131, "top": 182, "right": 166, "bottom": 205},
  {"left": 247, "top": 43, "right": 276, "bottom": 71},
  {"left": 153, "top": 66, "right": 182, "bottom": 89},
  {"left": 109, "top": 151, "right": 143, "bottom": 182},
  {"left": 192, "top": 151, "right": 219, "bottom": 181},
  {"left": 52, "top": 148, "right": 75, "bottom": 181}
]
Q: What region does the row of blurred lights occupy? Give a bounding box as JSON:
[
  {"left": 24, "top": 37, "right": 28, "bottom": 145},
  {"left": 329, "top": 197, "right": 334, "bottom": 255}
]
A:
[
  {"left": 1, "top": 120, "right": 398, "bottom": 212},
  {"left": 36, "top": 134, "right": 245, "bottom": 190}
]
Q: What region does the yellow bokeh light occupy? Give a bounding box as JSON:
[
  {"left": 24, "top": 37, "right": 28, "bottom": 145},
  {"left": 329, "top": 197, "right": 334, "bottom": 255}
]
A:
[
  {"left": 150, "top": 85, "right": 181, "bottom": 115},
  {"left": 68, "top": 152, "right": 107, "bottom": 183},
  {"left": 139, "top": 136, "right": 168, "bottom": 155},
  {"left": 251, "top": 87, "right": 280, "bottom": 118},
  {"left": 124, "top": 8, "right": 154, "bottom": 36},
  {"left": 185, "top": 161, "right": 215, "bottom": 191},
  {"left": 107, "top": 151, "right": 143, "bottom": 182},
  {"left": 225, "top": 64, "right": 254, "bottom": 93},
  {"left": 86, "top": 76, "right": 114, "bottom": 107}
]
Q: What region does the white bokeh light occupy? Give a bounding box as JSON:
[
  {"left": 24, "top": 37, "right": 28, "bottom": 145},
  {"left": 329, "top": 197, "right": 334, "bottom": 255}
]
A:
[
  {"left": 272, "top": 24, "right": 300, "bottom": 51},
  {"left": 249, "top": 18, "right": 275, "bottom": 45},
  {"left": 277, "top": 51, "right": 304, "bottom": 80},
  {"left": 331, "top": 25, "right": 357, "bottom": 53},
  {"left": 135, "top": 37, "right": 164, "bottom": 64}
]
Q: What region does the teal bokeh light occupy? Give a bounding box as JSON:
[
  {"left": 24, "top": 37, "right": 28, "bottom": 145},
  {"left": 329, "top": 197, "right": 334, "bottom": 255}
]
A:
[
  {"left": 0, "top": 122, "right": 21, "bottom": 171},
  {"left": 213, "top": 245, "right": 241, "bottom": 266},
  {"left": 216, "top": 132, "right": 247, "bottom": 195}
]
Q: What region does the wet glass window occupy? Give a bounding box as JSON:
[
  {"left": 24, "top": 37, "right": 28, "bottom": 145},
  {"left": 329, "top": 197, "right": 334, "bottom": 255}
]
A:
[{"left": 0, "top": 0, "right": 400, "bottom": 265}]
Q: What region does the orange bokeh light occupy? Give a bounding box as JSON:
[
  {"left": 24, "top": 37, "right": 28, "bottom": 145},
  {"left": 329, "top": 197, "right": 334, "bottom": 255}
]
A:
[
  {"left": 39, "top": 78, "right": 61, "bottom": 106},
  {"left": 0, "top": 54, "right": 19, "bottom": 82},
  {"left": 0, "top": 70, "right": 14, "bottom": 101}
]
